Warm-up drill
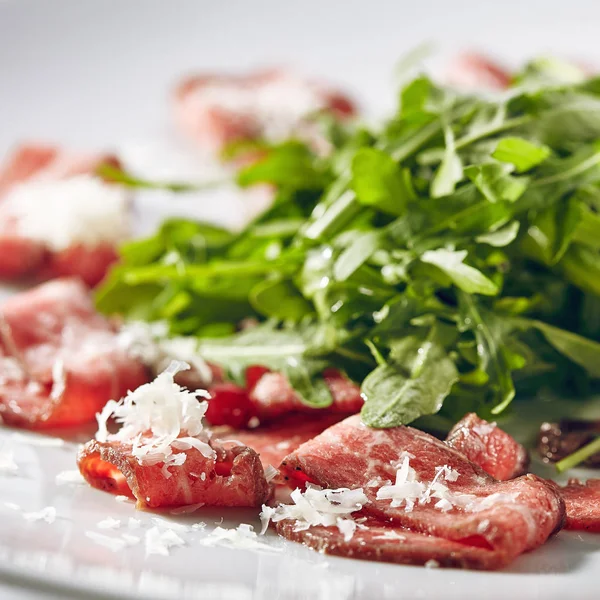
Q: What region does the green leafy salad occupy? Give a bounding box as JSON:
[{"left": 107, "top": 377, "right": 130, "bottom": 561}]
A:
[{"left": 97, "top": 57, "right": 600, "bottom": 442}]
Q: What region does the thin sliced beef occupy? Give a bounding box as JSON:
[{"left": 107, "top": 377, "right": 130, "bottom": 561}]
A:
[
  {"left": 212, "top": 413, "right": 344, "bottom": 470},
  {"left": 249, "top": 368, "right": 363, "bottom": 422},
  {"left": 204, "top": 367, "right": 363, "bottom": 429},
  {"left": 174, "top": 69, "right": 356, "bottom": 154},
  {"left": 0, "top": 279, "right": 148, "bottom": 428},
  {"left": 445, "top": 413, "right": 529, "bottom": 480},
  {"left": 556, "top": 479, "right": 600, "bottom": 532},
  {"left": 445, "top": 53, "right": 512, "bottom": 90},
  {"left": 0, "top": 143, "right": 124, "bottom": 286},
  {"left": 78, "top": 437, "right": 269, "bottom": 509},
  {"left": 278, "top": 415, "right": 564, "bottom": 569},
  {"left": 274, "top": 517, "right": 508, "bottom": 570}
]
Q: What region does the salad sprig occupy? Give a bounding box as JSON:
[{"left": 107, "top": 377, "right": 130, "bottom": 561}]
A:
[{"left": 98, "top": 57, "right": 600, "bottom": 443}]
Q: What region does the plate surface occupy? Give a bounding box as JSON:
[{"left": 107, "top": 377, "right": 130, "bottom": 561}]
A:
[{"left": 2, "top": 1, "right": 600, "bottom": 598}]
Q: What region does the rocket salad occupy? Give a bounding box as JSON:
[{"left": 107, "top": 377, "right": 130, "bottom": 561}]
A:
[{"left": 97, "top": 57, "right": 600, "bottom": 457}]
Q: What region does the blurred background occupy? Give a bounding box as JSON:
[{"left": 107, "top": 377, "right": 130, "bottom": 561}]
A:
[{"left": 2, "top": 0, "right": 600, "bottom": 229}]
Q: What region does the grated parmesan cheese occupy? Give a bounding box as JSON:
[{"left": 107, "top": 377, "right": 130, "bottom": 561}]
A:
[
  {"left": 377, "top": 456, "right": 519, "bottom": 514},
  {"left": 0, "top": 448, "right": 18, "bottom": 475},
  {"left": 96, "top": 361, "right": 214, "bottom": 476},
  {"left": 4, "top": 175, "right": 129, "bottom": 250},
  {"left": 260, "top": 485, "right": 368, "bottom": 539},
  {"left": 336, "top": 518, "right": 357, "bottom": 542},
  {"left": 199, "top": 523, "right": 280, "bottom": 552},
  {"left": 97, "top": 517, "right": 121, "bottom": 530},
  {"left": 85, "top": 531, "right": 128, "bottom": 553},
  {"left": 115, "top": 495, "right": 132, "bottom": 503},
  {"left": 425, "top": 559, "right": 440, "bottom": 568},
  {"left": 23, "top": 506, "right": 56, "bottom": 524},
  {"left": 264, "top": 464, "right": 279, "bottom": 484},
  {"left": 145, "top": 526, "right": 186, "bottom": 556},
  {"left": 55, "top": 470, "right": 85, "bottom": 485}
]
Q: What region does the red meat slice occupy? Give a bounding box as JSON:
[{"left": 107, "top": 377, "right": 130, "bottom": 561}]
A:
[
  {"left": 0, "top": 278, "right": 148, "bottom": 428},
  {"left": 174, "top": 69, "right": 356, "bottom": 154},
  {"left": 278, "top": 415, "right": 564, "bottom": 569},
  {"left": 249, "top": 368, "right": 363, "bottom": 422},
  {"left": 556, "top": 479, "right": 600, "bottom": 532},
  {"left": 445, "top": 413, "right": 529, "bottom": 480},
  {"left": 78, "top": 437, "right": 269, "bottom": 509},
  {"left": 274, "top": 517, "right": 507, "bottom": 570},
  {"left": 445, "top": 53, "right": 512, "bottom": 90},
  {"left": 211, "top": 413, "right": 344, "bottom": 470},
  {"left": 0, "top": 143, "right": 123, "bottom": 286}
]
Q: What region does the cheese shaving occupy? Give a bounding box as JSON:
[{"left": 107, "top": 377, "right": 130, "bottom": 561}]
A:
[
  {"left": 4, "top": 175, "right": 129, "bottom": 250},
  {"left": 200, "top": 523, "right": 280, "bottom": 552},
  {"left": 336, "top": 518, "right": 357, "bottom": 542},
  {"left": 55, "top": 470, "right": 85, "bottom": 485},
  {"left": 115, "top": 495, "right": 132, "bottom": 503},
  {"left": 377, "top": 457, "right": 519, "bottom": 514},
  {"left": 260, "top": 485, "right": 368, "bottom": 536},
  {"left": 425, "top": 559, "right": 440, "bottom": 568},
  {"left": 145, "top": 526, "right": 186, "bottom": 556},
  {"left": 97, "top": 517, "right": 121, "bottom": 530},
  {"left": 23, "top": 506, "right": 56, "bottom": 524},
  {"left": 96, "top": 361, "right": 214, "bottom": 475},
  {"left": 264, "top": 464, "right": 279, "bottom": 484},
  {"left": 85, "top": 531, "right": 128, "bottom": 553},
  {"left": 0, "top": 448, "right": 18, "bottom": 475}
]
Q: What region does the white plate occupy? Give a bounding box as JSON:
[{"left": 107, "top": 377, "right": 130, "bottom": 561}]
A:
[{"left": 3, "top": 1, "right": 600, "bottom": 598}]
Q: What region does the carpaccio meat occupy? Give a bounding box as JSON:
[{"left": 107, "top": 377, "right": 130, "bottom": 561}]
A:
[
  {"left": 276, "top": 517, "right": 507, "bottom": 570},
  {"left": 204, "top": 367, "right": 363, "bottom": 428},
  {"left": 445, "top": 53, "right": 512, "bottom": 90},
  {"left": 555, "top": 479, "right": 600, "bottom": 532},
  {"left": 276, "top": 415, "right": 564, "bottom": 569},
  {"left": 0, "top": 278, "right": 148, "bottom": 428},
  {"left": 78, "top": 437, "right": 269, "bottom": 509},
  {"left": 212, "top": 413, "right": 345, "bottom": 470},
  {"left": 174, "top": 69, "right": 356, "bottom": 154},
  {"left": 445, "top": 413, "right": 529, "bottom": 481},
  {"left": 0, "top": 143, "right": 126, "bottom": 286}
]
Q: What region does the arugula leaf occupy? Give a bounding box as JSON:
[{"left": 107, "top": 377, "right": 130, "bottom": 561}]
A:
[
  {"left": 420, "top": 249, "right": 498, "bottom": 295},
  {"left": 492, "top": 137, "right": 551, "bottom": 172},
  {"left": 361, "top": 327, "right": 459, "bottom": 427},
  {"left": 464, "top": 162, "right": 528, "bottom": 203},
  {"left": 351, "top": 147, "right": 415, "bottom": 216},
  {"left": 476, "top": 221, "right": 520, "bottom": 247}
]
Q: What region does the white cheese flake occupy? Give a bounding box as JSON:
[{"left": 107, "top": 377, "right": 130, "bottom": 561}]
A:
[
  {"left": 199, "top": 524, "right": 280, "bottom": 552},
  {"left": 4, "top": 175, "right": 129, "bottom": 250},
  {"left": 0, "top": 448, "right": 18, "bottom": 475},
  {"left": 96, "top": 361, "right": 214, "bottom": 476},
  {"left": 115, "top": 495, "right": 132, "bottom": 503},
  {"left": 264, "top": 464, "right": 279, "bottom": 484},
  {"left": 425, "top": 559, "right": 440, "bottom": 568},
  {"left": 97, "top": 517, "right": 121, "bottom": 530},
  {"left": 261, "top": 485, "right": 368, "bottom": 534},
  {"left": 336, "top": 518, "right": 357, "bottom": 542},
  {"left": 55, "top": 470, "right": 85, "bottom": 485},
  {"left": 85, "top": 531, "right": 128, "bottom": 553},
  {"left": 23, "top": 506, "right": 56, "bottom": 524},
  {"left": 145, "top": 526, "right": 186, "bottom": 556}
]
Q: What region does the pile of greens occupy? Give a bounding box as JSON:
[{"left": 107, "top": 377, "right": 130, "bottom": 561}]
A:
[{"left": 98, "top": 57, "right": 600, "bottom": 436}]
